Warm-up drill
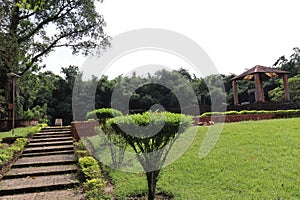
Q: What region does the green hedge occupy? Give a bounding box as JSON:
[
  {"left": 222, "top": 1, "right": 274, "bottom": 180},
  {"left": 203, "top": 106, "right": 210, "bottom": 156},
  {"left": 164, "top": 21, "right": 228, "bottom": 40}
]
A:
[
  {"left": 77, "top": 148, "right": 108, "bottom": 199},
  {"left": 200, "top": 109, "right": 300, "bottom": 118},
  {"left": 86, "top": 108, "right": 123, "bottom": 124},
  {"left": 0, "top": 138, "right": 27, "bottom": 165}
]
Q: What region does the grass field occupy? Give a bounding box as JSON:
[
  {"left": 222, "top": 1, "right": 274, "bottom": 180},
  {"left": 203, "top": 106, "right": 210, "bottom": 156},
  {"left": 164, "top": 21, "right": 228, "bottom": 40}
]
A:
[
  {"left": 0, "top": 126, "right": 34, "bottom": 140},
  {"left": 107, "top": 118, "right": 300, "bottom": 199}
]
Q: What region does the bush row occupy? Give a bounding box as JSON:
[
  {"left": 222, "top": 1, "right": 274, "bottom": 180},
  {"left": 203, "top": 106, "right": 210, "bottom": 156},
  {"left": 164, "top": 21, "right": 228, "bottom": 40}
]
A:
[
  {"left": 0, "top": 124, "right": 47, "bottom": 166},
  {"left": 75, "top": 140, "right": 108, "bottom": 200},
  {"left": 28, "top": 123, "right": 48, "bottom": 134},
  {"left": 0, "top": 138, "right": 27, "bottom": 165},
  {"left": 200, "top": 109, "right": 300, "bottom": 118}
]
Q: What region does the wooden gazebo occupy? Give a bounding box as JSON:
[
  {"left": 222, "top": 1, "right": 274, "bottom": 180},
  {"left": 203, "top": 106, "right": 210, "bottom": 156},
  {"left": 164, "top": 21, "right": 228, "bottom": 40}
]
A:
[{"left": 231, "top": 65, "right": 290, "bottom": 105}]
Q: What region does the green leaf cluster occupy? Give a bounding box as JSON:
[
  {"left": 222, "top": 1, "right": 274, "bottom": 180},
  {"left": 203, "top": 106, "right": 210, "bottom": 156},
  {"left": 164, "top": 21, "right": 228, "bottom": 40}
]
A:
[
  {"left": 79, "top": 156, "right": 101, "bottom": 179},
  {"left": 28, "top": 123, "right": 47, "bottom": 133},
  {"left": 21, "top": 104, "right": 48, "bottom": 123},
  {"left": 0, "top": 138, "right": 27, "bottom": 165},
  {"left": 86, "top": 108, "right": 123, "bottom": 125},
  {"left": 78, "top": 156, "right": 107, "bottom": 200},
  {"left": 107, "top": 111, "right": 192, "bottom": 144},
  {"left": 0, "top": 89, "right": 6, "bottom": 117}
]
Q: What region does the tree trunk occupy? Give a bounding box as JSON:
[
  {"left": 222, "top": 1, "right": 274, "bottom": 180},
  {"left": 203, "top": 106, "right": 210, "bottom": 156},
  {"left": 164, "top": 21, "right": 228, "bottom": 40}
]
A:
[{"left": 146, "top": 170, "right": 160, "bottom": 200}]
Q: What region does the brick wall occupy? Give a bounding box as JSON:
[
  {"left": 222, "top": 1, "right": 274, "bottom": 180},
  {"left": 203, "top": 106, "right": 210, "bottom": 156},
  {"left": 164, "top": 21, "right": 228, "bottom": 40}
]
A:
[
  {"left": 71, "top": 121, "right": 99, "bottom": 141},
  {"left": 197, "top": 113, "right": 275, "bottom": 124}
]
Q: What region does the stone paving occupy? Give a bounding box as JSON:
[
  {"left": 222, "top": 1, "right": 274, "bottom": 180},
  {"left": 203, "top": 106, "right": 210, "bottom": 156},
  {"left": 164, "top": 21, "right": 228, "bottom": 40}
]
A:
[
  {"left": 0, "top": 189, "right": 82, "bottom": 200},
  {"left": 0, "top": 127, "right": 84, "bottom": 199}
]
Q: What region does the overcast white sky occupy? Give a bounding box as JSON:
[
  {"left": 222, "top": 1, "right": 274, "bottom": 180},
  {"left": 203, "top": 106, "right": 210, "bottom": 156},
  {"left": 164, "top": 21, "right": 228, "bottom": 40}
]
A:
[{"left": 43, "top": 0, "right": 300, "bottom": 77}]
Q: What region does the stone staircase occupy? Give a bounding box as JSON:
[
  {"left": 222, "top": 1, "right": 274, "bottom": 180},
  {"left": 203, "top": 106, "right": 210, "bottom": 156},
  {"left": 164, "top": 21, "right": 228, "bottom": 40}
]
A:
[{"left": 0, "top": 127, "right": 83, "bottom": 200}]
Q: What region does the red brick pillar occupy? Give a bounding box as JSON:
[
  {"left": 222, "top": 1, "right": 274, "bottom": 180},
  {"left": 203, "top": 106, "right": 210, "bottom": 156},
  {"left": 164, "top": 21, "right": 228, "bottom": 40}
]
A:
[
  {"left": 283, "top": 74, "right": 290, "bottom": 101},
  {"left": 232, "top": 80, "right": 239, "bottom": 105},
  {"left": 254, "top": 73, "right": 265, "bottom": 102}
]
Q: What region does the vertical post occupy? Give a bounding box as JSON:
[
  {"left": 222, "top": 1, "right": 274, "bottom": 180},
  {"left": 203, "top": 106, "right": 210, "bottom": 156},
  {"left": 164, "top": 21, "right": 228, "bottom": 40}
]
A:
[
  {"left": 232, "top": 80, "right": 239, "bottom": 105},
  {"left": 259, "top": 79, "right": 265, "bottom": 102},
  {"left": 254, "top": 73, "right": 260, "bottom": 102},
  {"left": 7, "top": 72, "right": 20, "bottom": 136},
  {"left": 283, "top": 74, "right": 290, "bottom": 101},
  {"left": 254, "top": 73, "right": 265, "bottom": 102}
]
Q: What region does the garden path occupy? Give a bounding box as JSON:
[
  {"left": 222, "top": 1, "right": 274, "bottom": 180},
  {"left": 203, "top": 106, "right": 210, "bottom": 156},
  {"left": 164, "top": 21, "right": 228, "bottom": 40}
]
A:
[{"left": 0, "top": 127, "right": 83, "bottom": 200}]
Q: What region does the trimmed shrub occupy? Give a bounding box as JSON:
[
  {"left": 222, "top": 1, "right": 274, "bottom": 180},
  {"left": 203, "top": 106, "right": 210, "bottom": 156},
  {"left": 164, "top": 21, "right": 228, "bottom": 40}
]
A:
[
  {"left": 200, "top": 109, "right": 300, "bottom": 118},
  {"left": 106, "top": 111, "right": 193, "bottom": 200},
  {"left": 79, "top": 156, "right": 101, "bottom": 179},
  {"left": 86, "top": 108, "right": 125, "bottom": 168},
  {"left": 78, "top": 155, "right": 107, "bottom": 200},
  {"left": 86, "top": 108, "right": 123, "bottom": 125}
]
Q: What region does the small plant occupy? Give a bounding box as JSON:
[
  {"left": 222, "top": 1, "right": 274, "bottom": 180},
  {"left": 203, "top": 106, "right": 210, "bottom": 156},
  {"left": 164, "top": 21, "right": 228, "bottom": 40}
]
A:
[
  {"left": 83, "top": 178, "right": 107, "bottom": 200},
  {"left": 28, "top": 123, "right": 47, "bottom": 134},
  {"left": 107, "top": 111, "right": 193, "bottom": 200},
  {"left": 79, "top": 156, "right": 101, "bottom": 179},
  {"left": 78, "top": 155, "right": 107, "bottom": 200},
  {"left": 75, "top": 140, "right": 86, "bottom": 151},
  {"left": 0, "top": 138, "right": 27, "bottom": 165},
  {"left": 75, "top": 150, "right": 90, "bottom": 158}
]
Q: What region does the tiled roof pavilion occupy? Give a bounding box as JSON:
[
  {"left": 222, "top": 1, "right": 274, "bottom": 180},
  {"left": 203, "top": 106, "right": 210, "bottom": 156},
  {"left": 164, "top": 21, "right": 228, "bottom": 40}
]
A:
[{"left": 231, "top": 65, "right": 290, "bottom": 105}]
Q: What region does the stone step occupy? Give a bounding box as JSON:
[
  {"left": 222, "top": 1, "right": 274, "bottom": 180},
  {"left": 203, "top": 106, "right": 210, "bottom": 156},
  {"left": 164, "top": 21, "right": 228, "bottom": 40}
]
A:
[
  {"left": 40, "top": 129, "right": 71, "bottom": 133},
  {"left": 22, "top": 150, "right": 74, "bottom": 157},
  {"left": 0, "top": 174, "right": 79, "bottom": 196},
  {"left": 32, "top": 134, "right": 72, "bottom": 139},
  {"left": 4, "top": 165, "right": 77, "bottom": 179},
  {"left": 0, "top": 189, "right": 83, "bottom": 200},
  {"left": 41, "top": 126, "right": 70, "bottom": 129},
  {"left": 34, "top": 131, "right": 71, "bottom": 136},
  {"left": 12, "top": 154, "right": 76, "bottom": 168},
  {"left": 23, "top": 145, "right": 74, "bottom": 154},
  {"left": 29, "top": 136, "right": 73, "bottom": 143},
  {"left": 27, "top": 140, "right": 73, "bottom": 147}
]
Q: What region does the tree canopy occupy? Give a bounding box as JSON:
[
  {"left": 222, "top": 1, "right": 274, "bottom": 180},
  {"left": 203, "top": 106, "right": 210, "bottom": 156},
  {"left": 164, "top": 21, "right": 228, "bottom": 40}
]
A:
[
  {"left": 0, "top": 0, "right": 109, "bottom": 116},
  {"left": 0, "top": 0, "right": 108, "bottom": 76}
]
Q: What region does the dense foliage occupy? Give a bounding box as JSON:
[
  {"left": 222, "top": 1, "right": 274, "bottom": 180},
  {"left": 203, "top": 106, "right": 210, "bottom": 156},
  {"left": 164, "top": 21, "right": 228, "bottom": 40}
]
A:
[
  {"left": 78, "top": 155, "right": 107, "bottom": 200},
  {"left": 86, "top": 108, "right": 123, "bottom": 125},
  {"left": 268, "top": 47, "right": 300, "bottom": 102},
  {"left": 0, "top": 138, "right": 27, "bottom": 165},
  {"left": 0, "top": 0, "right": 108, "bottom": 123},
  {"left": 1, "top": 45, "right": 300, "bottom": 125},
  {"left": 0, "top": 0, "right": 108, "bottom": 75}
]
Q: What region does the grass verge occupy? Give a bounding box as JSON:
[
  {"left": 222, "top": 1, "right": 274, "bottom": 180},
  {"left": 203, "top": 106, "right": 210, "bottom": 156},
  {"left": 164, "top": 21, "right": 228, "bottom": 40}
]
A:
[
  {"left": 0, "top": 126, "right": 34, "bottom": 139},
  {"left": 108, "top": 118, "right": 300, "bottom": 199}
]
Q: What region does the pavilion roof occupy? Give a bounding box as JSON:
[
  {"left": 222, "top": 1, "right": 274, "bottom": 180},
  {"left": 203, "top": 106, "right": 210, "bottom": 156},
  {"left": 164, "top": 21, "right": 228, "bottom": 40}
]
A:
[{"left": 231, "top": 65, "right": 290, "bottom": 81}]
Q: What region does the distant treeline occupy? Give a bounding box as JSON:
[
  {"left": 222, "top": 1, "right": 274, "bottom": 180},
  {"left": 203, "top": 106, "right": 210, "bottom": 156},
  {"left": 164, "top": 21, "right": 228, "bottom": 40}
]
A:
[{"left": 1, "top": 48, "right": 300, "bottom": 125}]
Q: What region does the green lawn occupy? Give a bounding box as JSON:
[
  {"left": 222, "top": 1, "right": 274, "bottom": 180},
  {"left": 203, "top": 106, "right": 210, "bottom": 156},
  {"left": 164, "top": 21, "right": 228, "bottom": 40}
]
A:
[
  {"left": 0, "top": 126, "right": 34, "bottom": 139},
  {"left": 107, "top": 118, "right": 300, "bottom": 199}
]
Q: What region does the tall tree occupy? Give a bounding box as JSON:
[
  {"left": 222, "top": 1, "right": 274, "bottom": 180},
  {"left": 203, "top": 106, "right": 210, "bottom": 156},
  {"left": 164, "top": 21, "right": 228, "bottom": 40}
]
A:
[
  {"left": 274, "top": 47, "right": 300, "bottom": 77},
  {"left": 0, "top": 0, "right": 109, "bottom": 108}
]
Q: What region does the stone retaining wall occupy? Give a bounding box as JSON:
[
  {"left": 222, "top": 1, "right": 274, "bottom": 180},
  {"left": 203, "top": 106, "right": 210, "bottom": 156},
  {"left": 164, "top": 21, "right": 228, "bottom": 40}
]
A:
[{"left": 71, "top": 121, "right": 99, "bottom": 141}]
